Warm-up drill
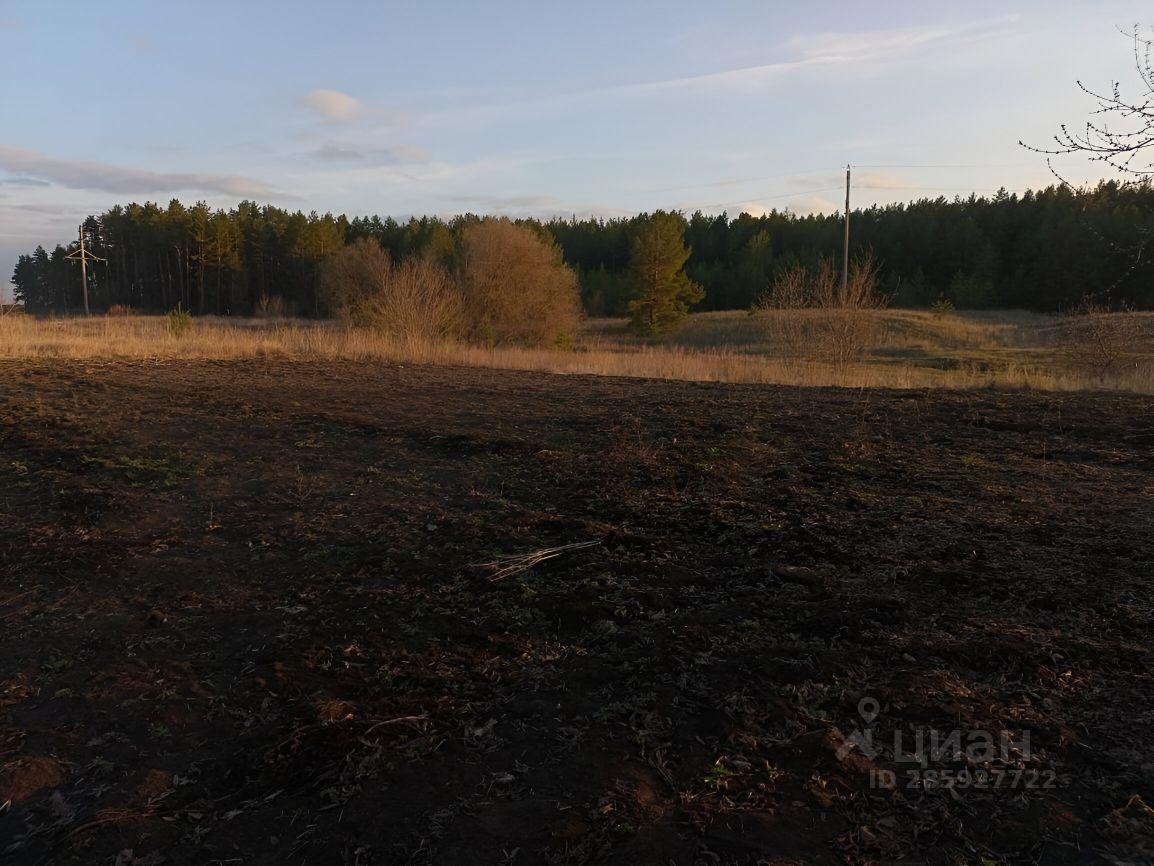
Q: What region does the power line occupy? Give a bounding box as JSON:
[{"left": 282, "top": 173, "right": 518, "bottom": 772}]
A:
[
  {"left": 692, "top": 183, "right": 1027, "bottom": 211},
  {"left": 858, "top": 185, "right": 1029, "bottom": 193},
  {"left": 647, "top": 162, "right": 1035, "bottom": 198},
  {"left": 695, "top": 184, "right": 844, "bottom": 210},
  {"left": 681, "top": 164, "right": 1035, "bottom": 213},
  {"left": 853, "top": 163, "right": 1033, "bottom": 170},
  {"left": 642, "top": 167, "right": 836, "bottom": 195}
]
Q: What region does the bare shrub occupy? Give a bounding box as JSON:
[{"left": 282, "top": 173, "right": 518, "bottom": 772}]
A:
[
  {"left": 255, "top": 293, "right": 285, "bottom": 319},
  {"left": 322, "top": 239, "right": 462, "bottom": 341},
  {"left": 754, "top": 253, "right": 889, "bottom": 367},
  {"left": 760, "top": 264, "right": 810, "bottom": 310},
  {"left": 460, "top": 219, "right": 581, "bottom": 347},
  {"left": 1057, "top": 295, "right": 1146, "bottom": 382},
  {"left": 368, "top": 257, "right": 462, "bottom": 342},
  {"left": 822, "top": 253, "right": 890, "bottom": 369},
  {"left": 754, "top": 265, "right": 811, "bottom": 355}
]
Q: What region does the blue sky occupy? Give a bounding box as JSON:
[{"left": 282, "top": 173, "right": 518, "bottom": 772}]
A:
[{"left": 2, "top": 1, "right": 1151, "bottom": 299}]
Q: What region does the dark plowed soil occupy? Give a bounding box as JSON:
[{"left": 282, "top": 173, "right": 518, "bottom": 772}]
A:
[{"left": 1, "top": 359, "right": 1152, "bottom": 866}]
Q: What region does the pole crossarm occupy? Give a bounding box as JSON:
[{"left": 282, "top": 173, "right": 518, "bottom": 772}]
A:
[
  {"left": 66, "top": 224, "right": 103, "bottom": 315},
  {"left": 65, "top": 249, "right": 106, "bottom": 263}
]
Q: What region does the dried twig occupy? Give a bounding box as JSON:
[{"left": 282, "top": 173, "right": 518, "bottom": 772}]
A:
[
  {"left": 271, "top": 714, "right": 429, "bottom": 752},
  {"left": 476, "top": 540, "right": 601, "bottom": 582},
  {"left": 361, "top": 714, "right": 430, "bottom": 737}
]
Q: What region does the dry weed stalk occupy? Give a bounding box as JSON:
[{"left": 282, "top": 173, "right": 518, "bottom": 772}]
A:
[{"left": 477, "top": 540, "right": 601, "bottom": 581}]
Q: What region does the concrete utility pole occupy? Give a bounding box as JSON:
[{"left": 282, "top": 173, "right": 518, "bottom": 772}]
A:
[
  {"left": 841, "top": 164, "right": 851, "bottom": 298},
  {"left": 65, "top": 224, "right": 105, "bottom": 316}
]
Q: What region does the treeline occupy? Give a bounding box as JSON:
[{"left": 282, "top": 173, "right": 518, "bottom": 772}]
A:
[{"left": 11, "top": 181, "right": 1154, "bottom": 316}]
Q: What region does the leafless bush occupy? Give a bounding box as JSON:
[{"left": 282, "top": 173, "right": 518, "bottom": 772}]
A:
[
  {"left": 460, "top": 219, "right": 581, "bottom": 347},
  {"left": 754, "top": 253, "right": 889, "bottom": 367},
  {"left": 1057, "top": 295, "right": 1146, "bottom": 382},
  {"left": 754, "top": 266, "right": 811, "bottom": 354},
  {"left": 823, "top": 254, "right": 890, "bottom": 369},
  {"left": 369, "top": 257, "right": 463, "bottom": 343},
  {"left": 759, "top": 265, "right": 810, "bottom": 310},
  {"left": 321, "top": 238, "right": 462, "bottom": 341},
  {"left": 255, "top": 293, "right": 285, "bottom": 319}
]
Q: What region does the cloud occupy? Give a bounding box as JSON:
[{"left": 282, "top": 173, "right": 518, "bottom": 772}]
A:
[
  {"left": 309, "top": 142, "right": 430, "bottom": 164},
  {"left": 621, "top": 17, "right": 1018, "bottom": 95},
  {"left": 410, "top": 17, "right": 1018, "bottom": 133},
  {"left": 0, "top": 176, "right": 51, "bottom": 188},
  {"left": 733, "top": 202, "right": 772, "bottom": 218},
  {"left": 784, "top": 194, "right": 842, "bottom": 216},
  {"left": 0, "top": 144, "right": 278, "bottom": 196},
  {"left": 0, "top": 202, "right": 78, "bottom": 215},
  {"left": 682, "top": 168, "right": 925, "bottom": 216},
  {"left": 445, "top": 194, "right": 562, "bottom": 214},
  {"left": 854, "top": 169, "right": 919, "bottom": 190},
  {"left": 786, "top": 23, "right": 971, "bottom": 65},
  {"left": 303, "top": 89, "right": 360, "bottom": 122},
  {"left": 431, "top": 195, "right": 637, "bottom": 221}
]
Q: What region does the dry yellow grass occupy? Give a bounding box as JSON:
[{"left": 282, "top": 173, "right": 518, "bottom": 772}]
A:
[{"left": 2, "top": 310, "right": 1152, "bottom": 393}]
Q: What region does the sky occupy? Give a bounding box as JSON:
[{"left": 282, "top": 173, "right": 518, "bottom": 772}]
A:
[{"left": 2, "top": 0, "right": 1151, "bottom": 301}]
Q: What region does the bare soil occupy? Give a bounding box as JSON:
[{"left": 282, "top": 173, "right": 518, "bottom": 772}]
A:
[{"left": 1, "top": 359, "right": 1152, "bottom": 865}]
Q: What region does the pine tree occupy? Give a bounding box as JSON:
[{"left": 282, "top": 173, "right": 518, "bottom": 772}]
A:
[{"left": 627, "top": 211, "right": 703, "bottom": 334}]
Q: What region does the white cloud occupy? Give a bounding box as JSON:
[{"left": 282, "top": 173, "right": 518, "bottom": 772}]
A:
[
  {"left": 854, "top": 169, "right": 920, "bottom": 190},
  {"left": 309, "top": 142, "right": 429, "bottom": 164},
  {"left": 0, "top": 144, "right": 277, "bottom": 196},
  {"left": 289, "top": 151, "right": 545, "bottom": 201},
  {"left": 733, "top": 202, "right": 772, "bottom": 218},
  {"left": 303, "top": 89, "right": 360, "bottom": 122},
  {"left": 623, "top": 17, "right": 1018, "bottom": 95},
  {"left": 411, "top": 17, "right": 1019, "bottom": 132},
  {"left": 0, "top": 176, "right": 51, "bottom": 188},
  {"left": 445, "top": 194, "right": 562, "bottom": 214},
  {"left": 786, "top": 24, "right": 967, "bottom": 64},
  {"left": 785, "top": 194, "right": 842, "bottom": 216}
]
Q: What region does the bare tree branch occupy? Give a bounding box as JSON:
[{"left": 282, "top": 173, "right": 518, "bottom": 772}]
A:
[{"left": 1020, "top": 26, "right": 1154, "bottom": 184}]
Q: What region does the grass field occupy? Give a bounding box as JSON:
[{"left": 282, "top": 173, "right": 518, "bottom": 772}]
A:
[
  {"left": 1, "top": 358, "right": 1153, "bottom": 864},
  {"left": 3, "top": 308, "right": 1153, "bottom": 392}
]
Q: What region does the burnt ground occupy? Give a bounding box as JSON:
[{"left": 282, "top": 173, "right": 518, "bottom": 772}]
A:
[{"left": 1, "top": 359, "right": 1152, "bottom": 866}]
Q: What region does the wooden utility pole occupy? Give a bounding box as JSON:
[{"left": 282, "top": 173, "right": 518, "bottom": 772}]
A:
[
  {"left": 841, "top": 164, "right": 851, "bottom": 298},
  {"left": 65, "top": 224, "right": 105, "bottom": 316}
]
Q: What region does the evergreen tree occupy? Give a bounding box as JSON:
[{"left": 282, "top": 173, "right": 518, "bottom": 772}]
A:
[{"left": 626, "top": 211, "right": 703, "bottom": 334}]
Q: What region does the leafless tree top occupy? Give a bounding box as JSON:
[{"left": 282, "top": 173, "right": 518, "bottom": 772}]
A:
[{"left": 1023, "top": 26, "right": 1154, "bottom": 184}]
